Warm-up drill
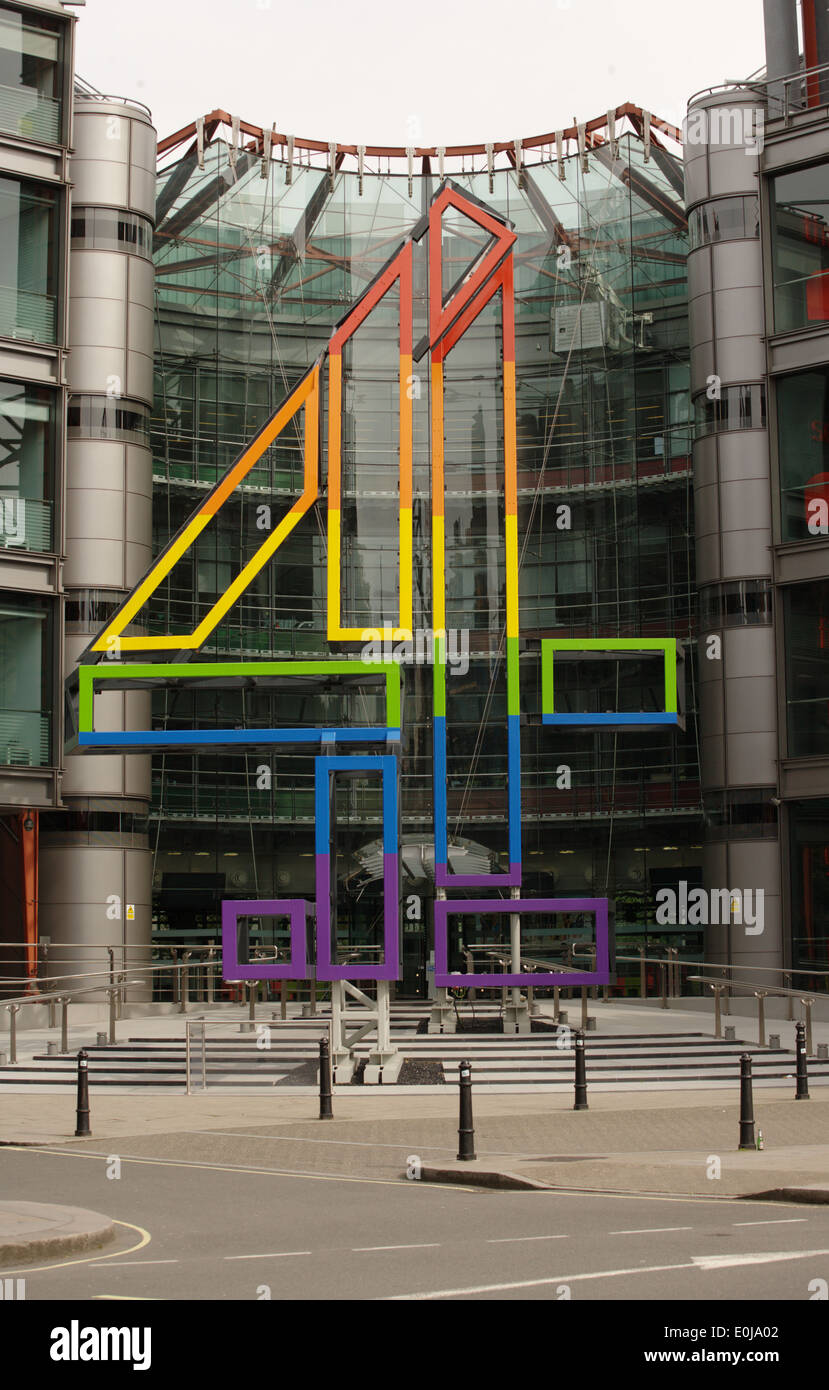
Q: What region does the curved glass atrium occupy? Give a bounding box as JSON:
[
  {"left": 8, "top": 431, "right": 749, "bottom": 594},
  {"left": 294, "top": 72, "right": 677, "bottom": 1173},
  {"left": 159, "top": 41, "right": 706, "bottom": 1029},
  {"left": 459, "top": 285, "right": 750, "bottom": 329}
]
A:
[{"left": 145, "top": 113, "right": 700, "bottom": 988}]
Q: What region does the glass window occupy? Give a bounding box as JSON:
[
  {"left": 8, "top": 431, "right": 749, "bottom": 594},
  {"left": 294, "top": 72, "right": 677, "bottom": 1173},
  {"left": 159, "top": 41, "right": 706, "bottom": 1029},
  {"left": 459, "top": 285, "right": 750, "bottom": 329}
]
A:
[
  {"left": 699, "top": 580, "right": 772, "bottom": 627},
  {"left": 0, "top": 4, "right": 64, "bottom": 145},
  {"left": 70, "top": 207, "right": 153, "bottom": 260},
  {"left": 0, "top": 592, "right": 52, "bottom": 766},
  {"left": 785, "top": 579, "right": 829, "bottom": 757},
  {"left": 0, "top": 378, "right": 54, "bottom": 552},
  {"left": 688, "top": 196, "right": 759, "bottom": 250},
  {"left": 693, "top": 383, "right": 766, "bottom": 436},
  {"left": 789, "top": 798, "right": 829, "bottom": 982},
  {"left": 0, "top": 175, "right": 59, "bottom": 344},
  {"left": 776, "top": 367, "right": 829, "bottom": 542},
  {"left": 704, "top": 788, "right": 778, "bottom": 839},
  {"left": 772, "top": 162, "right": 829, "bottom": 331},
  {"left": 67, "top": 395, "right": 150, "bottom": 445}
]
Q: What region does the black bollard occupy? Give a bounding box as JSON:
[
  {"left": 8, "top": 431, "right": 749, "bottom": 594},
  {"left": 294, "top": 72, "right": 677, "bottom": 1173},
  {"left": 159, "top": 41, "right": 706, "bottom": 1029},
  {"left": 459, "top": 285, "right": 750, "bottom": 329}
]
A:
[
  {"left": 738, "top": 1053, "right": 756, "bottom": 1149},
  {"left": 573, "top": 1028, "right": 588, "bottom": 1110},
  {"left": 457, "top": 1060, "right": 476, "bottom": 1160},
  {"left": 318, "top": 1036, "right": 334, "bottom": 1119},
  {"left": 795, "top": 1021, "right": 810, "bottom": 1101},
  {"left": 75, "top": 1049, "right": 91, "bottom": 1137}
]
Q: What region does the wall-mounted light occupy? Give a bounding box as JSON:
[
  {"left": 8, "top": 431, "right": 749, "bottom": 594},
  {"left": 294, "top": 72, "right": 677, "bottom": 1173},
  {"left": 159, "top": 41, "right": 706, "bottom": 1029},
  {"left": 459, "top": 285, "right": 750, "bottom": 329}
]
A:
[{"left": 23, "top": 815, "right": 34, "bottom": 832}]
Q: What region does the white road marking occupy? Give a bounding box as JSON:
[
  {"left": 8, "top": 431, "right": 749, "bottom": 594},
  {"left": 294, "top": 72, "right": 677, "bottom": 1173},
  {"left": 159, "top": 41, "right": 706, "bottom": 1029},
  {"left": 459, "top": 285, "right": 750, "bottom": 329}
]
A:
[
  {"left": 733, "top": 1219, "right": 808, "bottom": 1227},
  {"left": 353, "top": 1251, "right": 442, "bottom": 1262},
  {"left": 487, "top": 1235, "right": 568, "bottom": 1243},
  {"left": 385, "top": 1247, "right": 829, "bottom": 1300},
  {"left": 608, "top": 1227, "right": 693, "bottom": 1235},
  {"left": 86, "top": 1260, "right": 178, "bottom": 1268},
  {"left": 224, "top": 1251, "right": 311, "bottom": 1261},
  {"left": 691, "top": 1248, "right": 829, "bottom": 1271}
]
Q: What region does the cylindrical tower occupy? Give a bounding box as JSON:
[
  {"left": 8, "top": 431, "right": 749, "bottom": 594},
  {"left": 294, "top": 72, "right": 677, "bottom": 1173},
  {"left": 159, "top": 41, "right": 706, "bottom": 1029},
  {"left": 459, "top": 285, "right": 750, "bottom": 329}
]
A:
[
  {"left": 39, "top": 95, "right": 156, "bottom": 986},
  {"left": 685, "top": 87, "right": 782, "bottom": 983}
]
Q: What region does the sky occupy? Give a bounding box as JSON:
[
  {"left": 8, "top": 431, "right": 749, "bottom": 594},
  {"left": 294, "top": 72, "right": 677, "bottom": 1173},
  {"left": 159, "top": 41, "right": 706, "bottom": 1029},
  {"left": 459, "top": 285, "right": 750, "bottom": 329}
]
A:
[{"left": 73, "top": 0, "right": 768, "bottom": 149}]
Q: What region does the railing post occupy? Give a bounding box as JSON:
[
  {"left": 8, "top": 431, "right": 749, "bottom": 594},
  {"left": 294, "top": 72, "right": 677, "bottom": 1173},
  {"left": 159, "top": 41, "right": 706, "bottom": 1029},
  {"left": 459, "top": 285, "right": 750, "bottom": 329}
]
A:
[
  {"left": 713, "top": 984, "right": 722, "bottom": 1039},
  {"left": 179, "top": 950, "right": 191, "bottom": 1014},
  {"left": 60, "top": 996, "right": 69, "bottom": 1053},
  {"left": 785, "top": 972, "right": 793, "bottom": 1021},
  {"left": 206, "top": 948, "right": 215, "bottom": 1005},
  {"left": 802, "top": 1000, "right": 814, "bottom": 1059},
  {"left": 639, "top": 946, "right": 646, "bottom": 1000},
  {"left": 553, "top": 986, "right": 560, "bottom": 1022},
  {"left": 248, "top": 981, "right": 257, "bottom": 1023},
  {"left": 660, "top": 962, "right": 668, "bottom": 1010},
  {"left": 280, "top": 978, "right": 287, "bottom": 1021},
  {"left": 108, "top": 988, "right": 117, "bottom": 1045},
  {"left": 171, "top": 948, "right": 180, "bottom": 1005},
  {"left": 7, "top": 1004, "right": 19, "bottom": 1065},
  {"left": 580, "top": 985, "right": 588, "bottom": 1030},
  {"left": 756, "top": 991, "right": 766, "bottom": 1048}
]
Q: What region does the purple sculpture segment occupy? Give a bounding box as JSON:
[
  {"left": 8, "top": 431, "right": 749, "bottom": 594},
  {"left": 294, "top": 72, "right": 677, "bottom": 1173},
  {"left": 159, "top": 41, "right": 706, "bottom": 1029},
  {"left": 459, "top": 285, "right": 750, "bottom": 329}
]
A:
[
  {"left": 433, "top": 897, "right": 610, "bottom": 988},
  {"left": 221, "top": 898, "right": 312, "bottom": 980},
  {"left": 314, "top": 755, "right": 400, "bottom": 982}
]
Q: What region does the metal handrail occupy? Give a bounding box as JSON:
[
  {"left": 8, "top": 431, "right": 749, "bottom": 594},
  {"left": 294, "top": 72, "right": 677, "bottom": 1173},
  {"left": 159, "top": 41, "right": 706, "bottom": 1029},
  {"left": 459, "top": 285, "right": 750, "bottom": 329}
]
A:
[{"left": 688, "top": 974, "right": 820, "bottom": 1054}]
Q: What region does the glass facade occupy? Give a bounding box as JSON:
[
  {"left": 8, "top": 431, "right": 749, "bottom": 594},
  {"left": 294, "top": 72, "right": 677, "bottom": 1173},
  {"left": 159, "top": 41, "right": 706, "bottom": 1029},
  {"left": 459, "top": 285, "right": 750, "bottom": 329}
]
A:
[
  {"left": 70, "top": 206, "right": 153, "bottom": 259},
  {"left": 776, "top": 366, "right": 829, "bottom": 542},
  {"left": 0, "top": 3, "right": 63, "bottom": 146},
  {"left": 789, "top": 797, "right": 829, "bottom": 981},
  {"left": 0, "top": 172, "right": 59, "bottom": 344},
  {"left": 147, "top": 135, "right": 701, "bottom": 984},
  {"left": 772, "top": 161, "right": 829, "bottom": 332},
  {"left": 688, "top": 195, "right": 759, "bottom": 250},
  {"left": 784, "top": 578, "right": 829, "bottom": 757},
  {"left": 0, "top": 377, "right": 55, "bottom": 551},
  {"left": 0, "top": 591, "right": 52, "bottom": 766}
]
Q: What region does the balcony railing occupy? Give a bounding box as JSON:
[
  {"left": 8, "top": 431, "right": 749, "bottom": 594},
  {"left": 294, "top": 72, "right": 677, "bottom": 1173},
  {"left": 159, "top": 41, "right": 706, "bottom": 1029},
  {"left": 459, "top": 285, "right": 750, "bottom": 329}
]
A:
[
  {"left": 0, "top": 284, "right": 57, "bottom": 345},
  {"left": 0, "top": 496, "right": 53, "bottom": 553},
  {"left": 0, "top": 710, "right": 51, "bottom": 768},
  {"left": 0, "top": 83, "right": 60, "bottom": 144}
]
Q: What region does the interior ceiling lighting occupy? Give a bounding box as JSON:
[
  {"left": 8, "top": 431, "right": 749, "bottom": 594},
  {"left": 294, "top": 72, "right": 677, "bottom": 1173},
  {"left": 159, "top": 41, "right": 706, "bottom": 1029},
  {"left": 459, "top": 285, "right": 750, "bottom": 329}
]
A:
[{"left": 354, "top": 834, "right": 494, "bottom": 884}]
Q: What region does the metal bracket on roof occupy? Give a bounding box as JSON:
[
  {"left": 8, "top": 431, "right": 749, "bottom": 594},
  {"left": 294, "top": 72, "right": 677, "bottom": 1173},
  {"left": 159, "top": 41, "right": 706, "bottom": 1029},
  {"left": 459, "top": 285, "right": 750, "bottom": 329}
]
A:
[
  {"left": 286, "top": 134, "right": 294, "bottom": 184},
  {"left": 407, "top": 146, "right": 414, "bottom": 198},
  {"left": 486, "top": 142, "right": 494, "bottom": 193},
  {"left": 607, "top": 109, "right": 618, "bottom": 161},
  {"left": 514, "top": 137, "right": 525, "bottom": 188},
  {"left": 643, "top": 110, "right": 651, "bottom": 162},
  {"left": 229, "top": 114, "right": 240, "bottom": 170},
  {"left": 328, "top": 141, "right": 337, "bottom": 192},
  {"left": 357, "top": 144, "right": 365, "bottom": 196},
  {"left": 437, "top": 146, "right": 445, "bottom": 181},
  {"left": 196, "top": 115, "right": 204, "bottom": 170},
  {"left": 555, "top": 130, "right": 565, "bottom": 181},
  {"left": 261, "top": 124, "right": 273, "bottom": 179},
  {"left": 577, "top": 121, "right": 588, "bottom": 172}
]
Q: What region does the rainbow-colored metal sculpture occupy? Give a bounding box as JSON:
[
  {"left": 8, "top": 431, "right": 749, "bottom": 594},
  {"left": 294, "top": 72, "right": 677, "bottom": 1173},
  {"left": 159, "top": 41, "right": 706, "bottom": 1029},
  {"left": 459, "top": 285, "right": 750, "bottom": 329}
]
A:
[{"left": 72, "top": 181, "right": 677, "bottom": 989}]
